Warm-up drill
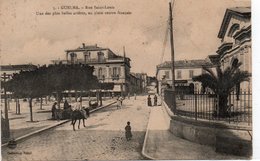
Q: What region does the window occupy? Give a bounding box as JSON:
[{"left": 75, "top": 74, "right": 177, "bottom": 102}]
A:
[
  {"left": 112, "top": 67, "right": 120, "bottom": 80},
  {"left": 189, "top": 70, "right": 194, "bottom": 78},
  {"left": 165, "top": 71, "right": 170, "bottom": 79},
  {"left": 98, "top": 52, "right": 104, "bottom": 62},
  {"left": 98, "top": 68, "right": 102, "bottom": 79},
  {"left": 228, "top": 23, "right": 240, "bottom": 37},
  {"left": 70, "top": 53, "right": 77, "bottom": 64},
  {"left": 177, "top": 70, "right": 182, "bottom": 79},
  {"left": 84, "top": 52, "right": 90, "bottom": 62}
]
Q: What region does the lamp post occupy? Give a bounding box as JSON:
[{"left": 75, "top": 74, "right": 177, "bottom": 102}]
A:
[
  {"left": 99, "top": 75, "right": 105, "bottom": 106},
  {"left": 2, "top": 72, "right": 10, "bottom": 140}
]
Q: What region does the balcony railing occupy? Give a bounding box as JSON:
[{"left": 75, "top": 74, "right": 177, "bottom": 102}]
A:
[{"left": 111, "top": 75, "right": 120, "bottom": 80}]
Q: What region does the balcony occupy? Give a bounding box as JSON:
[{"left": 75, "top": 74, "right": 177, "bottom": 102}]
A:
[{"left": 111, "top": 74, "right": 120, "bottom": 80}]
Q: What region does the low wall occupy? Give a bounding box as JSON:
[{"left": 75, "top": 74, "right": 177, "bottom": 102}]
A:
[{"left": 163, "top": 101, "right": 252, "bottom": 157}]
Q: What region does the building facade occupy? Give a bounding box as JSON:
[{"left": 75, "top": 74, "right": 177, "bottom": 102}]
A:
[
  {"left": 216, "top": 7, "right": 251, "bottom": 91},
  {"left": 52, "top": 44, "right": 131, "bottom": 95},
  {"left": 156, "top": 59, "right": 215, "bottom": 95},
  {"left": 0, "top": 64, "right": 37, "bottom": 81}
]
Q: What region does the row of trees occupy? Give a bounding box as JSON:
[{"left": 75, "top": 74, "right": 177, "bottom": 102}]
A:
[{"left": 3, "top": 63, "right": 113, "bottom": 121}]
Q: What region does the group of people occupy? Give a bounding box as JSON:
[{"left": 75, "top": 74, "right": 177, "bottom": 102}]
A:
[
  {"left": 51, "top": 98, "right": 88, "bottom": 120},
  {"left": 147, "top": 95, "right": 157, "bottom": 107},
  {"left": 51, "top": 97, "right": 133, "bottom": 141}
]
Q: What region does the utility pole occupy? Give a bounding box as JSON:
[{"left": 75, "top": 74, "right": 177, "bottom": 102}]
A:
[{"left": 169, "top": 2, "right": 176, "bottom": 112}]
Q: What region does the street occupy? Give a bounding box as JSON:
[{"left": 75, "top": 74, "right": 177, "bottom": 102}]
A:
[{"left": 2, "top": 96, "right": 150, "bottom": 161}]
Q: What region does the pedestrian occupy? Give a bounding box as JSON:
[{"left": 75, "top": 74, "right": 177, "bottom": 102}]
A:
[
  {"left": 117, "top": 96, "right": 121, "bottom": 109},
  {"left": 119, "top": 96, "right": 123, "bottom": 108},
  {"left": 128, "top": 93, "right": 130, "bottom": 99},
  {"left": 64, "top": 99, "right": 69, "bottom": 110},
  {"left": 76, "top": 98, "right": 87, "bottom": 118},
  {"left": 51, "top": 102, "right": 57, "bottom": 119},
  {"left": 134, "top": 93, "right": 136, "bottom": 100},
  {"left": 154, "top": 95, "right": 157, "bottom": 106},
  {"left": 125, "top": 121, "right": 132, "bottom": 141},
  {"left": 147, "top": 95, "right": 152, "bottom": 106}
]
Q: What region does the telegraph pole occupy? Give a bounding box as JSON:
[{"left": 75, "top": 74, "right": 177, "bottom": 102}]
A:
[
  {"left": 169, "top": 2, "right": 176, "bottom": 111},
  {"left": 169, "top": 2, "right": 175, "bottom": 90}
]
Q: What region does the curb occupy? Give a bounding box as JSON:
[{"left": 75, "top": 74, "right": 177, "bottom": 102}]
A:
[
  {"left": 141, "top": 108, "right": 156, "bottom": 160},
  {"left": 1, "top": 101, "right": 116, "bottom": 148}
]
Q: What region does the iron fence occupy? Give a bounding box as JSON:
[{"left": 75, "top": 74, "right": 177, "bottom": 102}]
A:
[{"left": 164, "top": 89, "right": 252, "bottom": 126}]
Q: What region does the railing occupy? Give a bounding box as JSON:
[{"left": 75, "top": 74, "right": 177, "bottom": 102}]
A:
[{"left": 164, "top": 89, "right": 252, "bottom": 126}]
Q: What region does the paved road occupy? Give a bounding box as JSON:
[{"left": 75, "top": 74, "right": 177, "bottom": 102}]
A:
[{"left": 2, "top": 96, "right": 151, "bottom": 161}]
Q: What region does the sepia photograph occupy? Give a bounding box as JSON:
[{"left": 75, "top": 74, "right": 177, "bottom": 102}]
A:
[{"left": 0, "top": 0, "right": 254, "bottom": 160}]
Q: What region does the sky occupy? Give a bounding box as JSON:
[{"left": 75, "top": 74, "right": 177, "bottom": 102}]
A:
[{"left": 0, "top": 0, "right": 251, "bottom": 76}]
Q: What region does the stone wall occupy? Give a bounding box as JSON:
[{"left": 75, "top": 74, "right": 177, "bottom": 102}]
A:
[{"left": 163, "top": 101, "right": 252, "bottom": 156}]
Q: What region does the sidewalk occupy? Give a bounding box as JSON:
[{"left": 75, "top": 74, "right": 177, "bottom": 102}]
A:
[
  {"left": 1, "top": 98, "right": 116, "bottom": 145},
  {"left": 142, "top": 105, "right": 247, "bottom": 160}
]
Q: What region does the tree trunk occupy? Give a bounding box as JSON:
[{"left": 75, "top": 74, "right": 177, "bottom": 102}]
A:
[
  {"left": 218, "top": 94, "right": 229, "bottom": 117},
  {"left": 7, "top": 99, "right": 10, "bottom": 110},
  {"left": 100, "top": 91, "right": 102, "bottom": 106},
  {"left": 40, "top": 97, "right": 43, "bottom": 110},
  {"left": 29, "top": 98, "right": 33, "bottom": 122},
  {"left": 45, "top": 96, "right": 48, "bottom": 104},
  {"left": 56, "top": 92, "right": 62, "bottom": 109},
  {"left": 17, "top": 99, "right": 20, "bottom": 114},
  {"left": 15, "top": 98, "right": 18, "bottom": 114}
]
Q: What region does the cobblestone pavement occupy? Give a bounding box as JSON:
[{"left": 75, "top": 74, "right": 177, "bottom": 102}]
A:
[
  {"left": 2, "top": 98, "right": 114, "bottom": 141},
  {"left": 2, "top": 95, "right": 150, "bottom": 161}
]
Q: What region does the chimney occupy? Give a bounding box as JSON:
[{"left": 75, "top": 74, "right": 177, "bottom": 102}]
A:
[
  {"left": 82, "top": 43, "right": 85, "bottom": 48},
  {"left": 123, "top": 46, "right": 126, "bottom": 58}
]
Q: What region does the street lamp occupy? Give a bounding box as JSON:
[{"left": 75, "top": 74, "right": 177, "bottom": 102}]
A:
[
  {"left": 1, "top": 72, "right": 10, "bottom": 140},
  {"left": 99, "top": 75, "right": 105, "bottom": 106}
]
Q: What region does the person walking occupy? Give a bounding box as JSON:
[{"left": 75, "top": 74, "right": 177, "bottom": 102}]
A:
[
  {"left": 64, "top": 99, "right": 69, "bottom": 110},
  {"left": 147, "top": 95, "right": 152, "bottom": 106},
  {"left": 117, "top": 96, "right": 121, "bottom": 109},
  {"left": 119, "top": 96, "right": 123, "bottom": 108},
  {"left": 153, "top": 95, "right": 157, "bottom": 106},
  {"left": 125, "top": 121, "right": 132, "bottom": 141},
  {"left": 134, "top": 93, "right": 136, "bottom": 100},
  {"left": 51, "top": 102, "right": 57, "bottom": 119}
]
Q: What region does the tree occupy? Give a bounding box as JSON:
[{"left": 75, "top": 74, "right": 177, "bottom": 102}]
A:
[
  {"left": 5, "top": 69, "right": 49, "bottom": 122},
  {"left": 98, "top": 82, "right": 114, "bottom": 105},
  {"left": 192, "top": 62, "right": 251, "bottom": 117},
  {"left": 5, "top": 63, "right": 99, "bottom": 121}
]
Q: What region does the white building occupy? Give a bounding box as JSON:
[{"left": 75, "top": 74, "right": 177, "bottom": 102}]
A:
[
  {"left": 156, "top": 59, "right": 215, "bottom": 95},
  {"left": 52, "top": 44, "right": 131, "bottom": 95},
  {"left": 216, "top": 7, "right": 251, "bottom": 91}
]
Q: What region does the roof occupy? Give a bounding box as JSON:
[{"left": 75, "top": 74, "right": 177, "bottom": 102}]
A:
[
  {"left": 0, "top": 64, "right": 37, "bottom": 71},
  {"left": 229, "top": 7, "right": 251, "bottom": 14},
  {"left": 218, "top": 7, "right": 251, "bottom": 39},
  {"left": 65, "top": 45, "right": 105, "bottom": 52},
  {"left": 157, "top": 59, "right": 213, "bottom": 69}
]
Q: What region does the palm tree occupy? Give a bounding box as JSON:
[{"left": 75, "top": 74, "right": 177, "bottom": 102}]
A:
[{"left": 192, "top": 62, "right": 251, "bottom": 117}]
